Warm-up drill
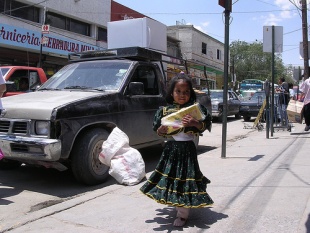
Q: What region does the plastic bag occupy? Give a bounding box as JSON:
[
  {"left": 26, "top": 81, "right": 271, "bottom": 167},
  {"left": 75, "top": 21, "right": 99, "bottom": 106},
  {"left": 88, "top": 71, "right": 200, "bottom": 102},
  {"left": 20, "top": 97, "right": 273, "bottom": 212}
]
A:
[{"left": 98, "top": 127, "right": 145, "bottom": 185}]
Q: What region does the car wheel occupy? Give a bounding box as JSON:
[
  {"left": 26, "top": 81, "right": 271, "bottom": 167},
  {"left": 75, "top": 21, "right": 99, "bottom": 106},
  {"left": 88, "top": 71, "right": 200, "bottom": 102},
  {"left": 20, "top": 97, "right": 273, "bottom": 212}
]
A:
[
  {"left": 235, "top": 113, "right": 241, "bottom": 119},
  {"left": 243, "top": 116, "right": 251, "bottom": 122},
  {"left": 71, "top": 128, "right": 110, "bottom": 185},
  {"left": 218, "top": 114, "right": 223, "bottom": 122},
  {"left": 0, "top": 159, "right": 22, "bottom": 170}
]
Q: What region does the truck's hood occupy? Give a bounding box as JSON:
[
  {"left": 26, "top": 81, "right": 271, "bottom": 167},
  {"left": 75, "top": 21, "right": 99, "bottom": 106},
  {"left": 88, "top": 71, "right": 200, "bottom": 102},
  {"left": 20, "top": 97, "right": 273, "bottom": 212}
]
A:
[{"left": 1, "top": 91, "right": 106, "bottom": 120}]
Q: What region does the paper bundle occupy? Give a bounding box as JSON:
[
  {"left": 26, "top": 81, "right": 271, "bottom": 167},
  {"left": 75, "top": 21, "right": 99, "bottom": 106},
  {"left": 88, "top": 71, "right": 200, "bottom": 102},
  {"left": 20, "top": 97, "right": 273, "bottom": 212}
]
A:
[{"left": 161, "top": 103, "right": 205, "bottom": 134}]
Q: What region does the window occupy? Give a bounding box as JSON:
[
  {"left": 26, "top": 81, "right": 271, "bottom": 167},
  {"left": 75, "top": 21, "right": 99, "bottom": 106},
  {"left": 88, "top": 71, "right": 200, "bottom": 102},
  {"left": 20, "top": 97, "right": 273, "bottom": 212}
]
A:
[
  {"left": 217, "top": 49, "right": 222, "bottom": 60},
  {"left": 98, "top": 27, "right": 107, "bottom": 42},
  {"left": 0, "top": 0, "right": 39, "bottom": 23},
  {"left": 46, "top": 12, "right": 90, "bottom": 36},
  {"left": 202, "top": 42, "right": 207, "bottom": 55},
  {"left": 130, "top": 66, "right": 159, "bottom": 95}
]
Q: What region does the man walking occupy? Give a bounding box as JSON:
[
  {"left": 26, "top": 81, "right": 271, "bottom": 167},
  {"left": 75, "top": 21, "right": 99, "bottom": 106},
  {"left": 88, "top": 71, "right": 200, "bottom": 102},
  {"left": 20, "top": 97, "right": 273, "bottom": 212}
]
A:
[{"left": 299, "top": 74, "right": 310, "bottom": 131}]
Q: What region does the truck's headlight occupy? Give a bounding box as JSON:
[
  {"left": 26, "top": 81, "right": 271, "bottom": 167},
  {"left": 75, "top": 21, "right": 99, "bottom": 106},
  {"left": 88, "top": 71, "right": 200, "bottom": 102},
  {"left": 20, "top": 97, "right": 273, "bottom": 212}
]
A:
[{"left": 35, "top": 121, "right": 49, "bottom": 135}]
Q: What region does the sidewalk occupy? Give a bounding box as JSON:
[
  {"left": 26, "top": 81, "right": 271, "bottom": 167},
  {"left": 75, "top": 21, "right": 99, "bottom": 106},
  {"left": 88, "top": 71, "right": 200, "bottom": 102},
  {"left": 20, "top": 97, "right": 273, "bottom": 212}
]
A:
[{"left": 2, "top": 122, "right": 310, "bottom": 233}]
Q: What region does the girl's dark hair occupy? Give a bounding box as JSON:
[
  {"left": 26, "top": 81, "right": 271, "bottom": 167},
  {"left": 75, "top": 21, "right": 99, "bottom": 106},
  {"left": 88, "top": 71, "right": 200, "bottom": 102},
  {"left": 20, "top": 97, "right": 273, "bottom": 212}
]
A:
[{"left": 165, "top": 73, "right": 196, "bottom": 104}]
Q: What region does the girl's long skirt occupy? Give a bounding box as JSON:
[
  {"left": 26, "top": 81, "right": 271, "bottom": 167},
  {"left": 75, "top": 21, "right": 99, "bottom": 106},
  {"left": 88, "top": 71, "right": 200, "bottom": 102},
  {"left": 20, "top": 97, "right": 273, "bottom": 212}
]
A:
[{"left": 140, "top": 141, "right": 213, "bottom": 208}]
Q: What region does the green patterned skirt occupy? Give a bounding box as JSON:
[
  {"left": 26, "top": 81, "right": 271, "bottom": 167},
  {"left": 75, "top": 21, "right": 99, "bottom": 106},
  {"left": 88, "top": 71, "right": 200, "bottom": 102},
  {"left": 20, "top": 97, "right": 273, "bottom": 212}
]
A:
[{"left": 140, "top": 141, "right": 214, "bottom": 208}]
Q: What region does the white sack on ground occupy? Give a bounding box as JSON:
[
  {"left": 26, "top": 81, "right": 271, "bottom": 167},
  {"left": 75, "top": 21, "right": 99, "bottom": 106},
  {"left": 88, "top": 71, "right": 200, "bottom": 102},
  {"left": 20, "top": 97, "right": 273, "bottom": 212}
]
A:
[{"left": 98, "top": 127, "right": 146, "bottom": 185}]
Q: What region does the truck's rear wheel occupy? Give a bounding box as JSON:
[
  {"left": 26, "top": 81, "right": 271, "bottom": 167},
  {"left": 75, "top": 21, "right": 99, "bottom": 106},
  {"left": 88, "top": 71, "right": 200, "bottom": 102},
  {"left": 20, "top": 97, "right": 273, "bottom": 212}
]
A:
[{"left": 71, "top": 128, "right": 110, "bottom": 185}]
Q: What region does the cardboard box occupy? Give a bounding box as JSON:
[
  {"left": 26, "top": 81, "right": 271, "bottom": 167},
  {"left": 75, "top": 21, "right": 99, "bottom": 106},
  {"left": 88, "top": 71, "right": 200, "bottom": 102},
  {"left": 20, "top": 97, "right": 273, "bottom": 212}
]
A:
[{"left": 286, "top": 100, "right": 304, "bottom": 123}]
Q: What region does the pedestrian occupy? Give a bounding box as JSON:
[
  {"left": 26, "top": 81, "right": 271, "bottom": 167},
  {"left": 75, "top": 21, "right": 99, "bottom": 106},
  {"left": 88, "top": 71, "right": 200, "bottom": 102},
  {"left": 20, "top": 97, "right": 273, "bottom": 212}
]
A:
[
  {"left": 0, "top": 70, "right": 6, "bottom": 97},
  {"left": 276, "top": 77, "right": 289, "bottom": 107},
  {"left": 19, "top": 77, "right": 29, "bottom": 91},
  {"left": 288, "top": 83, "right": 295, "bottom": 100},
  {"left": 140, "top": 73, "right": 213, "bottom": 227},
  {"left": 0, "top": 70, "right": 7, "bottom": 112},
  {"left": 299, "top": 75, "right": 310, "bottom": 131}
]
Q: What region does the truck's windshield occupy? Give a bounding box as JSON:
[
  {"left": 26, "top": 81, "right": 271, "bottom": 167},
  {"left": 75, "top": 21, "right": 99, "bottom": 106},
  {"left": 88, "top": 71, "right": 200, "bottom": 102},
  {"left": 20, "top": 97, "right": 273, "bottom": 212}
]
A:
[{"left": 39, "top": 60, "right": 131, "bottom": 91}]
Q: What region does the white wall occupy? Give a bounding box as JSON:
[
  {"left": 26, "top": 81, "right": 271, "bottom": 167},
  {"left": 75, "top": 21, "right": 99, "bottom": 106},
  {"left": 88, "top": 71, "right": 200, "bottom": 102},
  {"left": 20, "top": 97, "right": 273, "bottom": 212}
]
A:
[{"left": 24, "top": 0, "right": 110, "bottom": 27}]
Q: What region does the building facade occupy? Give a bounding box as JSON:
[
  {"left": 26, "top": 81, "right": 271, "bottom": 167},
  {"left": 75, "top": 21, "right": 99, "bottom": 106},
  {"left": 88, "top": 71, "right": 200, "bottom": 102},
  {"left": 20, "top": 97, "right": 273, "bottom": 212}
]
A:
[
  {"left": 1, "top": 0, "right": 225, "bottom": 88},
  {"left": 0, "top": 0, "right": 110, "bottom": 77},
  {"left": 167, "top": 25, "right": 225, "bottom": 89}
]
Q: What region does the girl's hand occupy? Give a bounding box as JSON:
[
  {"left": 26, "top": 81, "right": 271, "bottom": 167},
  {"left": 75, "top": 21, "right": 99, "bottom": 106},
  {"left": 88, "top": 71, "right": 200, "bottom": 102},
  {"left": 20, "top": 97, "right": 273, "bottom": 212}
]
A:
[
  {"left": 157, "top": 125, "right": 168, "bottom": 135},
  {"left": 182, "top": 114, "right": 202, "bottom": 129}
]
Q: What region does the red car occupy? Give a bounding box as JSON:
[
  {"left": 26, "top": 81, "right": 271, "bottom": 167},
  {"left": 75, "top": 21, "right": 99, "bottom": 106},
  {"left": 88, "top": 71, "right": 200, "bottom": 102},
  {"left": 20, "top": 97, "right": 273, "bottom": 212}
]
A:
[{"left": 0, "top": 66, "right": 48, "bottom": 97}]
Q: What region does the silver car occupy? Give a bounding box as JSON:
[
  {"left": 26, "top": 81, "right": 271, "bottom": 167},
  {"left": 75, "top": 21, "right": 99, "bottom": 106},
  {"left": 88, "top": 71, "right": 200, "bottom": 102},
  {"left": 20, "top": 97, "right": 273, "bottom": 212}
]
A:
[{"left": 203, "top": 89, "right": 241, "bottom": 122}]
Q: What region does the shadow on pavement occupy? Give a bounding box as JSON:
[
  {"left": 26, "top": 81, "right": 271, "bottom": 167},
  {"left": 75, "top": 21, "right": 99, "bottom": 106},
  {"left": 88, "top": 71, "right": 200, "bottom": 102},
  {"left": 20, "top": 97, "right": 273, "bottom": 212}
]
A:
[{"left": 145, "top": 206, "right": 228, "bottom": 232}]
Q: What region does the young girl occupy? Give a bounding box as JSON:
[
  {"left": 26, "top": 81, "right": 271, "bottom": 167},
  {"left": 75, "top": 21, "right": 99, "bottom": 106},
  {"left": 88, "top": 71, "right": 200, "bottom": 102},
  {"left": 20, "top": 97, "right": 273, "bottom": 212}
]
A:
[{"left": 140, "top": 73, "right": 214, "bottom": 227}]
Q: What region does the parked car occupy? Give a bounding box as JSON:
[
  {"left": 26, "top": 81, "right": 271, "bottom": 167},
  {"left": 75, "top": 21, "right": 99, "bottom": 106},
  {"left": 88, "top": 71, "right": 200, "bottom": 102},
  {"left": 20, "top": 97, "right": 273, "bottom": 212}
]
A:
[
  {"left": 202, "top": 89, "right": 241, "bottom": 122},
  {"left": 239, "top": 91, "right": 266, "bottom": 121},
  {"left": 0, "top": 66, "right": 48, "bottom": 97}
]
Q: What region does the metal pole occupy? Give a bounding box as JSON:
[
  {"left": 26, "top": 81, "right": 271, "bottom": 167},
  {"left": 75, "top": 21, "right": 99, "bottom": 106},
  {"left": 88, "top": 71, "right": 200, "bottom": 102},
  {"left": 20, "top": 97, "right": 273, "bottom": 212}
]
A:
[
  {"left": 221, "top": 8, "right": 230, "bottom": 158},
  {"left": 270, "top": 26, "right": 275, "bottom": 137},
  {"left": 265, "top": 80, "right": 270, "bottom": 139},
  {"left": 38, "top": 7, "right": 46, "bottom": 68},
  {"left": 302, "top": 0, "right": 309, "bottom": 79}
]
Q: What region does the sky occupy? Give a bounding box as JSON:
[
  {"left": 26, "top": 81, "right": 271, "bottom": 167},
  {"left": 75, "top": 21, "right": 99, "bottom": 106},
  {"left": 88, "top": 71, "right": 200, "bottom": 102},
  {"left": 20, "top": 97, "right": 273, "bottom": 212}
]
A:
[{"left": 114, "top": 0, "right": 307, "bottom": 68}]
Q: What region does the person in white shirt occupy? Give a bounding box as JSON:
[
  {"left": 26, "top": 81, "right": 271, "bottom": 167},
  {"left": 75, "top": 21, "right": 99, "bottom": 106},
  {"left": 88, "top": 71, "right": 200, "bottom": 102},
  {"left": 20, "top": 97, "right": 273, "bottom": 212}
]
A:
[
  {"left": 299, "top": 75, "right": 310, "bottom": 131},
  {"left": 0, "top": 70, "right": 6, "bottom": 97}
]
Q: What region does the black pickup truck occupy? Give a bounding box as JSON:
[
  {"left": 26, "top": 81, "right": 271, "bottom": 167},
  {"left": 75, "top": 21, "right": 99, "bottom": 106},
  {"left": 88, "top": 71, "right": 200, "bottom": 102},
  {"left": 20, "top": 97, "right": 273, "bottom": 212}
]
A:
[{"left": 0, "top": 47, "right": 211, "bottom": 185}]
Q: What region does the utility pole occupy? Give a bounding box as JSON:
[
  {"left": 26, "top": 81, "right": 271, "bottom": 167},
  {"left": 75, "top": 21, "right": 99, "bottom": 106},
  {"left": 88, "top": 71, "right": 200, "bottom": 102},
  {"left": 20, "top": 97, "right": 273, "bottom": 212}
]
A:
[
  {"left": 301, "top": 0, "right": 309, "bottom": 78},
  {"left": 218, "top": 0, "right": 232, "bottom": 158},
  {"left": 39, "top": 7, "right": 47, "bottom": 68}
]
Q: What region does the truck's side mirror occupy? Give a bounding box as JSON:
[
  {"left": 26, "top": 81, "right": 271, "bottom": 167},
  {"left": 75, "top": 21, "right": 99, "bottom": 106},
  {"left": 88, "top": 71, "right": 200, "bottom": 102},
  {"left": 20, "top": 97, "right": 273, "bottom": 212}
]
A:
[
  {"left": 129, "top": 82, "right": 144, "bottom": 95},
  {"left": 5, "top": 81, "right": 17, "bottom": 92}
]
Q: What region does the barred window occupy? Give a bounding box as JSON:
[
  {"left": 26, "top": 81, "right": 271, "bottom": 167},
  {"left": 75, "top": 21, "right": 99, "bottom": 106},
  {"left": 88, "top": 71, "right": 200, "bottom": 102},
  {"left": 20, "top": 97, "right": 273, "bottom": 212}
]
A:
[
  {"left": 98, "top": 27, "right": 107, "bottom": 42},
  {"left": 46, "top": 12, "right": 90, "bottom": 36},
  {"left": 202, "top": 42, "right": 207, "bottom": 55},
  {"left": 0, "top": 0, "right": 39, "bottom": 23}
]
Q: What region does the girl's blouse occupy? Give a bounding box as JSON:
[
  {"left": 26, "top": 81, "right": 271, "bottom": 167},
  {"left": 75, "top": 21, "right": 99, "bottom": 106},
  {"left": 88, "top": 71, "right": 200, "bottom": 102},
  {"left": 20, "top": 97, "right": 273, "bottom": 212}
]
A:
[{"left": 153, "top": 101, "right": 212, "bottom": 137}]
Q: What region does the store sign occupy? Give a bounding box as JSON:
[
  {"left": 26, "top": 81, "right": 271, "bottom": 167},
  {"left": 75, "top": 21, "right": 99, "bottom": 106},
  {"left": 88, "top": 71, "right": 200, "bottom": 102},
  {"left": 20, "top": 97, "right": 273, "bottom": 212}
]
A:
[
  {"left": 0, "top": 23, "right": 100, "bottom": 56},
  {"left": 188, "top": 68, "right": 216, "bottom": 81}
]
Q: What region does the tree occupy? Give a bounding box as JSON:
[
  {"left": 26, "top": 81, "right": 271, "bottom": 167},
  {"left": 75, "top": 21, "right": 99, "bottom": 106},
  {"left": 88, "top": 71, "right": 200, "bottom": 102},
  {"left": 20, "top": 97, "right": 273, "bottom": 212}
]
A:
[{"left": 230, "top": 40, "right": 286, "bottom": 83}]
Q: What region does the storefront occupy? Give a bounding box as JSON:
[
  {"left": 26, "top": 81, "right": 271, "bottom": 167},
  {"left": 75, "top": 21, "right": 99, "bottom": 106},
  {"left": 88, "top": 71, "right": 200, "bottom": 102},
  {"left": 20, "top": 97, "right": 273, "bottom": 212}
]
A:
[{"left": 0, "top": 23, "right": 100, "bottom": 77}]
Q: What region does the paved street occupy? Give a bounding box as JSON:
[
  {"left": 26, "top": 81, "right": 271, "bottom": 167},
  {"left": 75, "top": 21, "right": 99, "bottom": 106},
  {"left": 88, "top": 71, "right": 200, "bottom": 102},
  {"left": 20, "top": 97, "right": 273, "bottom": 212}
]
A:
[{"left": 1, "top": 120, "right": 310, "bottom": 233}]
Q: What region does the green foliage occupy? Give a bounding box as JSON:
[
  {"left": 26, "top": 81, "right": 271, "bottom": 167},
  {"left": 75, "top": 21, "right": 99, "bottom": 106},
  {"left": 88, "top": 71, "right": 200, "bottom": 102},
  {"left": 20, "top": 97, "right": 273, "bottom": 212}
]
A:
[{"left": 230, "top": 40, "right": 286, "bottom": 83}]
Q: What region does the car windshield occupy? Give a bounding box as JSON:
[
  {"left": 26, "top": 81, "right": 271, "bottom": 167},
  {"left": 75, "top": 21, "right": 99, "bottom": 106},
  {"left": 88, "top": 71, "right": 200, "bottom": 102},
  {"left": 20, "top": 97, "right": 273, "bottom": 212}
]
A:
[
  {"left": 38, "top": 60, "right": 131, "bottom": 91},
  {"left": 210, "top": 91, "right": 223, "bottom": 99}
]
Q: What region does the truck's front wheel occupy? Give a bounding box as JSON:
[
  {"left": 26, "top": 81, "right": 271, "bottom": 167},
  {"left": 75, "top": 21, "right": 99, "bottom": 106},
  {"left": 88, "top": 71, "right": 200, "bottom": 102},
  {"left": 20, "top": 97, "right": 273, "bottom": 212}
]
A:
[{"left": 71, "top": 128, "right": 109, "bottom": 185}]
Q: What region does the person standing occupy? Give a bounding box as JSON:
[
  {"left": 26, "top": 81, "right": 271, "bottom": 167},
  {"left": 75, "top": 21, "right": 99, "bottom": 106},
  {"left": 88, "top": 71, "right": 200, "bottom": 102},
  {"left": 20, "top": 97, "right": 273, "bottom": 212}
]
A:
[
  {"left": 0, "top": 70, "right": 6, "bottom": 98},
  {"left": 0, "top": 70, "right": 7, "bottom": 112},
  {"left": 140, "top": 73, "right": 213, "bottom": 227},
  {"left": 299, "top": 75, "right": 310, "bottom": 131},
  {"left": 288, "top": 83, "right": 296, "bottom": 100}
]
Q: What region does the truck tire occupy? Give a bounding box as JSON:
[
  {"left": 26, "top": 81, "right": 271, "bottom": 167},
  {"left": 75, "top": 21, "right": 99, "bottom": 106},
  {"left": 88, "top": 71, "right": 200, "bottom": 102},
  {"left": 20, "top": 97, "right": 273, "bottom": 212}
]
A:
[{"left": 71, "top": 128, "right": 110, "bottom": 185}]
